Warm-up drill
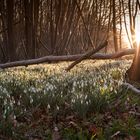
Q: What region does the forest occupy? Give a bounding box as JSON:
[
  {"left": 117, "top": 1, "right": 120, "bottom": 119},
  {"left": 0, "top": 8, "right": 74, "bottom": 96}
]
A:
[{"left": 0, "top": 0, "right": 140, "bottom": 139}]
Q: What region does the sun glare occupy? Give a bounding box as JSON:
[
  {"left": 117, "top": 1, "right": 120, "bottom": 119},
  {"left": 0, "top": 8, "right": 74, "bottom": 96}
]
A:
[{"left": 135, "top": 30, "right": 140, "bottom": 47}]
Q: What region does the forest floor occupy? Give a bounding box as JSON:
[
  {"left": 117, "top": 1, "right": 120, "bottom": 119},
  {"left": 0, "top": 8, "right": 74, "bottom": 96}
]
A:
[{"left": 0, "top": 59, "right": 140, "bottom": 140}]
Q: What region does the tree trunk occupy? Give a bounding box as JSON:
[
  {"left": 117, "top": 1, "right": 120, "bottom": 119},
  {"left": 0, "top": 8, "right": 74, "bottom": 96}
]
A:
[
  {"left": 0, "top": 0, "right": 8, "bottom": 62},
  {"left": 24, "top": 0, "right": 39, "bottom": 59},
  {"left": 112, "top": 0, "right": 118, "bottom": 52},
  {"left": 127, "top": 47, "right": 140, "bottom": 82},
  {"left": 127, "top": 0, "right": 140, "bottom": 82},
  {"left": 7, "top": 0, "right": 17, "bottom": 61},
  {"left": 33, "top": 0, "right": 39, "bottom": 57},
  {"left": 128, "top": 0, "right": 137, "bottom": 48}
]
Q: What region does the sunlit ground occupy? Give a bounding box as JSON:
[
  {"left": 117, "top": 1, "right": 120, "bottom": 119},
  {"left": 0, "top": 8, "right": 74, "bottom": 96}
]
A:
[{"left": 0, "top": 59, "right": 140, "bottom": 139}]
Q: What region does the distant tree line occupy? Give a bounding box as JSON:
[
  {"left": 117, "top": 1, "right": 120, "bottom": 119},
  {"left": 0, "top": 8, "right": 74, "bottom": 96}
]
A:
[{"left": 0, "top": 0, "right": 139, "bottom": 63}]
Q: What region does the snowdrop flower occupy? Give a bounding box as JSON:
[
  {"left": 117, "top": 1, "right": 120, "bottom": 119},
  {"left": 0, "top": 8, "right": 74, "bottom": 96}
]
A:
[
  {"left": 56, "top": 105, "right": 59, "bottom": 110},
  {"left": 47, "top": 104, "right": 50, "bottom": 109}
]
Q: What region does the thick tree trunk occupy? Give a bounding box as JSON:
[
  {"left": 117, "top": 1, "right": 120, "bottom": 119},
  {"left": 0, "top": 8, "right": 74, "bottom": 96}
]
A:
[
  {"left": 24, "top": 0, "right": 33, "bottom": 59},
  {"left": 127, "top": 47, "right": 140, "bottom": 82},
  {"left": 126, "top": 0, "right": 140, "bottom": 82},
  {"left": 24, "top": 0, "right": 39, "bottom": 59}
]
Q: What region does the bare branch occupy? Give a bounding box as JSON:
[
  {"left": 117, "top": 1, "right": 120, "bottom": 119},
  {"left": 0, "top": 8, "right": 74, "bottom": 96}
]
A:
[
  {"left": 123, "top": 82, "right": 140, "bottom": 95},
  {"left": 66, "top": 41, "right": 108, "bottom": 71}
]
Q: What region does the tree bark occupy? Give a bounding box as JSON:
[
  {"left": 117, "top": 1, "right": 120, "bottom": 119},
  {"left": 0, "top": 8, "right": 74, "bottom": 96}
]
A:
[
  {"left": 127, "top": 47, "right": 140, "bottom": 82},
  {"left": 7, "top": 0, "right": 17, "bottom": 61},
  {"left": 126, "top": 0, "right": 140, "bottom": 82},
  {"left": 0, "top": 48, "right": 135, "bottom": 69},
  {"left": 112, "top": 0, "right": 119, "bottom": 52},
  {"left": 24, "top": 0, "right": 39, "bottom": 59}
]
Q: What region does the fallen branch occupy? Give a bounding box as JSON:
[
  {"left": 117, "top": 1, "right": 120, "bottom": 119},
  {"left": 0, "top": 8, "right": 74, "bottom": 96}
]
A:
[
  {"left": 123, "top": 82, "right": 140, "bottom": 95},
  {"left": 0, "top": 48, "right": 135, "bottom": 69},
  {"left": 66, "top": 41, "right": 108, "bottom": 71}
]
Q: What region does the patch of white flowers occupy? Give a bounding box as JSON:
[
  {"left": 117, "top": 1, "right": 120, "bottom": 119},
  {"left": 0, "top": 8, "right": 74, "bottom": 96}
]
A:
[{"left": 0, "top": 60, "right": 131, "bottom": 119}]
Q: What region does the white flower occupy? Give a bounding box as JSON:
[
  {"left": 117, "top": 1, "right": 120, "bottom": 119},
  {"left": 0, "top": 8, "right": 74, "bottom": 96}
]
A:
[
  {"left": 56, "top": 105, "right": 59, "bottom": 110},
  {"left": 47, "top": 104, "right": 50, "bottom": 109}
]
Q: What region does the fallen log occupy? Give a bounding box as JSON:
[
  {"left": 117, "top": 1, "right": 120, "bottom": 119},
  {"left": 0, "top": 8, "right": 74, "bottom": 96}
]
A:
[{"left": 0, "top": 48, "right": 135, "bottom": 69}]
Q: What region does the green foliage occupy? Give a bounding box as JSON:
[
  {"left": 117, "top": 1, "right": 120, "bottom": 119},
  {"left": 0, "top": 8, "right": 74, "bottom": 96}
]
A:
[{"left": 62, "top": 128, "right": 90, "bottom": 140}]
